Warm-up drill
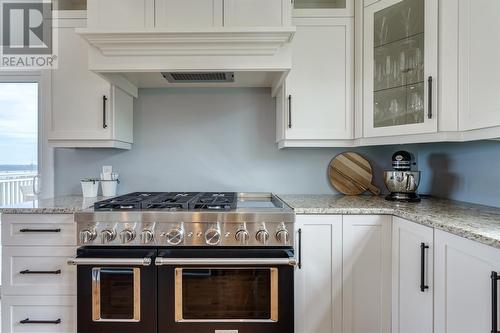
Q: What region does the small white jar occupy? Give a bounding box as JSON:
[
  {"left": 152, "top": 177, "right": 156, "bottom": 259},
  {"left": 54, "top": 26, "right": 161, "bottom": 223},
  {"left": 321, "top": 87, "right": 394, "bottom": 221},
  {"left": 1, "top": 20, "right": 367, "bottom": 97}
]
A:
[{"left": 101, "top": 180, "right": 119, "bottom": 197}]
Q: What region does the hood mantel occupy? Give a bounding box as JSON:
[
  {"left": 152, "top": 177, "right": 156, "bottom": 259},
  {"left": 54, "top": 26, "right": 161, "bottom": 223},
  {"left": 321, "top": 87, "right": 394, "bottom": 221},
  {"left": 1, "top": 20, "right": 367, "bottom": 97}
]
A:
[
  {"left": 77, "top": 27, "right": 295, "bottom": 56},
  {"left": 77, "top": 27, "right": 295, "bottom": 95}
]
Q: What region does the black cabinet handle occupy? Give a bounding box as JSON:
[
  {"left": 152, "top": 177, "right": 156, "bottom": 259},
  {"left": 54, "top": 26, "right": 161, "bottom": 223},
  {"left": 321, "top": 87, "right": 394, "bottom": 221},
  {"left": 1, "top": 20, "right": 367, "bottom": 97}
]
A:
[
  {"left": 20, "top": 318, "right": 61, "bottom": 325},
  {"left": 19, "top": 228, "right": 61, "bottom": 233},
  {"left": 492, "top": 272, "right": 500, "bottom": 333},
  {"left": 103, "top": 95, "right": 108, "bottom": 129},
  {"left": 20, "top": 269, "right": 61, "bottom": 275},
  {"left": 298, "top": 228, "right": 302, "bottom": 269},
  {"left": 420, "top": 243, "right": 430, "bottom": 292},
  {"left": 288, "top": 95, "right": 292, "bottom": 129},
  {"left": 427, "top": 76, "right": 433, "bottom": 119}
]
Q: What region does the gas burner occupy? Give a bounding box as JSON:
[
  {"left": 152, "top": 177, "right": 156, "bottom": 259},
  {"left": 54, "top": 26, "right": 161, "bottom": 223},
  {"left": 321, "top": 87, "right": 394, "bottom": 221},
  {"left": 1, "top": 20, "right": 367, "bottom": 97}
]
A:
[
  {"left": 94, "top": 192, "right": 161, "bottom": 210},
  {"left": 190, "top": 192, "right": 237, "bottom": 210}
]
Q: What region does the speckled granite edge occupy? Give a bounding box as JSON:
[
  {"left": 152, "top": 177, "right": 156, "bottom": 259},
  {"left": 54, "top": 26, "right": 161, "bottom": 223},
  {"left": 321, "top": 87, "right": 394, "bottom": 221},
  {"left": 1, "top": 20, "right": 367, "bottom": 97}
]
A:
[
  {"left": 0, "top": 196, "right": 106, "bottom": 214},
  {"left": 278, "top": 194, "right": 500, "bottom": 250}
]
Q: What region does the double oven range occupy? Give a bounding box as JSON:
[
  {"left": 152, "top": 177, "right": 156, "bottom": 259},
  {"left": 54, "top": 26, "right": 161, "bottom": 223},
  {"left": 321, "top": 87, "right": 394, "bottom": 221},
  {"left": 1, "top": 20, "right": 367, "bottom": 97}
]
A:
[{"left": 68, "top": 192, "right": 296, "bottom": 333}]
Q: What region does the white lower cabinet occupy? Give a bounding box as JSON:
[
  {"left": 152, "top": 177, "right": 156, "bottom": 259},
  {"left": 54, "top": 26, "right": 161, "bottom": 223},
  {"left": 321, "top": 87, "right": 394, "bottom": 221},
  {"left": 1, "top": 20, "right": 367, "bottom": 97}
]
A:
[
  {"left": 434, "top": 229, "right": 500, "bottom": 333},
  {"left": 343, "top": 215, "right": 392, "bottom": 333},
  {"left": 392, "top": 217, "right": 433, "bottom": 333},
  {"left": 2, "top": 296, "right": 76, "bottom": 333},
  {"left": 295, "top": 215, "right": 343, "bottom": 333},
  {"left": 1, "top": 214, "right": 77, "bottom": 333}
]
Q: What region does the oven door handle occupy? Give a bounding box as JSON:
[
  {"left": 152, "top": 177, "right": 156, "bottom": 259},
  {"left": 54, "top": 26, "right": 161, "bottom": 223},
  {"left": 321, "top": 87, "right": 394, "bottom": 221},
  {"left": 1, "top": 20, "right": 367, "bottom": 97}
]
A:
[
  {"left": 155, "top": 257, "right": 297, "bottom": 266},
  {"left": 67, "top": 257, "right": 152, "bottom": 266}
]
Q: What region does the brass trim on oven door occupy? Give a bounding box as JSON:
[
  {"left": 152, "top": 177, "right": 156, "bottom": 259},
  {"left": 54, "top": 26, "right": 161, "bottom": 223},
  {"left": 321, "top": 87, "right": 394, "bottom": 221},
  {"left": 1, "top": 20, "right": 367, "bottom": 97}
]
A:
[
  {"left": 174, "top": 267, "right": 279, "bottom": 323},
  {"left": 92, "top": 267, "right": 141, "bottom": 322}
]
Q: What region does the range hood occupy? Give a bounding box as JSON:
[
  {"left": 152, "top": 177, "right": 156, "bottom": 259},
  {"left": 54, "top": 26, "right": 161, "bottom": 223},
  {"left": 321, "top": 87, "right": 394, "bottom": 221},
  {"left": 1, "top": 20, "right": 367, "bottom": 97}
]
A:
[{"left": 77, "top": 27, "right": 295, "bottom": 97}]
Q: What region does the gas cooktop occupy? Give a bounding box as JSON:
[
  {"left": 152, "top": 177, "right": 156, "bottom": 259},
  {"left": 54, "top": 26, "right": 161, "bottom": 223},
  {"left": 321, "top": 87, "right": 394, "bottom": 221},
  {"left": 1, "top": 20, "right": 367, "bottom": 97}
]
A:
[
  {"left": 93, "top": 192, "right": 238, "bottom": 211},
  {"left": 76, "top": 192, "right": 294, "bottom": 247}
]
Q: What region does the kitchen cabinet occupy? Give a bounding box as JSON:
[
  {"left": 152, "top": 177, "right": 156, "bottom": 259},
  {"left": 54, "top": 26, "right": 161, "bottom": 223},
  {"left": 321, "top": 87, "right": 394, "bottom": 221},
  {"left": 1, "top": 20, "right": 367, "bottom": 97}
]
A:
[
  {"left": 224, "top": 0, "right": 290, "bottom": 27},
  {"left": 458, "top": 0, "right": 500, "bottom": 131},
  {"left": 363, "top": 0, "right": 438, "bottom": 138},
  {"left": 343, "top": 215, "right": 391, "bottom": 333},
  {"left": 1, "top": 214, "right": 77, "bottom": 333},
  {"left": 155, "top": 0, "right": 223, "bottom": 28},
  {"left": 392, "top": 217, "right": 433, "bottom": 333},
  {"left": 293, "top": 0, "right": 354, "bottom": 18},
  {"left": 49, "top": 17, "right": 134, "bottom": 149},
  {"left": 295, "top": 215, "right": 343, "bottom": 333},
  {"left": 276, "top": 17, "right": 354, "bottom": 146},
  {"left": 434, "top": 229, "right": 500, "bottom": 333},
  {"left": 87, "top": 0, "right": 154, "bottom": 29}
]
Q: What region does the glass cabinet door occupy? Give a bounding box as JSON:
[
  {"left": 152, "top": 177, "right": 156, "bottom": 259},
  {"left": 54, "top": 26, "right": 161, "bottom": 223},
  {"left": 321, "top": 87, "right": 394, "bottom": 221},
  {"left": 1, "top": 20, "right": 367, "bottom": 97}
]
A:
[
  {"left": 363, "top": 0, "right": 437, "bottom": 137},
  {"left": 293, "top": 0, "right": 353, "bottom": 17},
  {"left": 53, "top": 0, "right": 86, "bottom": 10}
]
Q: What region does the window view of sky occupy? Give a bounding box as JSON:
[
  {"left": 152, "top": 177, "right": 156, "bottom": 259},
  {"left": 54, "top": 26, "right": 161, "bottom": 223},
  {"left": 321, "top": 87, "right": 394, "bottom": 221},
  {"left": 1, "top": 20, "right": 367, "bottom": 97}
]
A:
[{"left": 0, "top": 83, "right": 38, "bottom": 168}]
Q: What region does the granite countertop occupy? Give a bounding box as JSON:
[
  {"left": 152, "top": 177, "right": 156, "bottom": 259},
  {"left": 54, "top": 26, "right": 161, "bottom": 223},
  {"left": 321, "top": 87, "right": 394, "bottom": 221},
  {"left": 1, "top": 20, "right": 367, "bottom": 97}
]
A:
[
  {"left": 0, "top": 196, "right": 105, "bottom": 214},
  {"left": 278, "top": 194, "right": 500, "bottom": 249},
  {"left": 3, "top": 194, "right": 500, "bottom": 250}
]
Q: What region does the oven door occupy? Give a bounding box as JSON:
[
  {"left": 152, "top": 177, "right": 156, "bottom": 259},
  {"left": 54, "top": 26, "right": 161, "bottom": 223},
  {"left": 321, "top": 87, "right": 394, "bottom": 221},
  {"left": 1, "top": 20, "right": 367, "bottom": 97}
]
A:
[
  {"left": 69, "top": 248, "right": 157, "bottom": 333},
  {"left": 157, "top": 248, "right": 295, "bottom": 333}
]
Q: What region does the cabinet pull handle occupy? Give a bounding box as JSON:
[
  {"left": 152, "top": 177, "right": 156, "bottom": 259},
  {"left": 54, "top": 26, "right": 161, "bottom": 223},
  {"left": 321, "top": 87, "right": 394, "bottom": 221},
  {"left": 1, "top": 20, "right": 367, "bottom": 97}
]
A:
[
  {"left": 492, "top": 272, "right": 500, "bottom": 333},
  {"left": 20, "top": 269, "right": 61, "bottom": 275},
  {"left": 420, "top": 243, "right": 429, "bottom": 292},
  {"left": 288, "top": 95, "right": 292, "bottom": 129},
  {"left": 298, "top": 228, "right": 302, "bottom": 269},
  {"left": 19, "top": 228, "right": 61, "bottom": 233},
  {"left": 427, "top": 76, "right": 433, "bottom": 119},
  {"left": 103, "top": 95, "right": 108, "bottom": 129},
  {"left": 20, "top": 318, "right": 61, "bottom": 325}
]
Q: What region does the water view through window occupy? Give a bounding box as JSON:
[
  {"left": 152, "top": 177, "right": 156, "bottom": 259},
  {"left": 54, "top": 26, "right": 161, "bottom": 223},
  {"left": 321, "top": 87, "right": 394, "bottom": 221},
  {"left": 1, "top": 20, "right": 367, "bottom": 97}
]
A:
[{"left": 0, "top": 82, "right": 38, "bottom": 205}]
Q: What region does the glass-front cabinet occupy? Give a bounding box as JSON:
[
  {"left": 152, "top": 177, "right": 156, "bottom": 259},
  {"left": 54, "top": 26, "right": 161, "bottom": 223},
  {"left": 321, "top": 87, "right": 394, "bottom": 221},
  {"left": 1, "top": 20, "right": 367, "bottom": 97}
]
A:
[
  {"left": 293, "top": 0, "right": 353, "bottom": 17},
  {"left": 363, "top": 0, "right": 437, "bottom": 138}
]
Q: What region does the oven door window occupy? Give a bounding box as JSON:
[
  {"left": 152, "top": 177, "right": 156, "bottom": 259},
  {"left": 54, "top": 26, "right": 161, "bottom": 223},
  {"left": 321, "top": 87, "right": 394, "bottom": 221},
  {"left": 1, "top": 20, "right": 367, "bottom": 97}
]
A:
[
  {"left": 92, "top": 267, "right": 141, "bottom": 322},
  {"left": 175, "top": 267, "right": 278, "bottom": 322}
]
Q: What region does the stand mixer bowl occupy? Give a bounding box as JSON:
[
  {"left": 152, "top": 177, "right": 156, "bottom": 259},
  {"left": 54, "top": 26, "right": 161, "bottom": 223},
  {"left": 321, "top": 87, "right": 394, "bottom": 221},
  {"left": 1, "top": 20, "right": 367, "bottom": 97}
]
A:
[{"left": 383, "top": 171, "right": 421, "bottom": 194}]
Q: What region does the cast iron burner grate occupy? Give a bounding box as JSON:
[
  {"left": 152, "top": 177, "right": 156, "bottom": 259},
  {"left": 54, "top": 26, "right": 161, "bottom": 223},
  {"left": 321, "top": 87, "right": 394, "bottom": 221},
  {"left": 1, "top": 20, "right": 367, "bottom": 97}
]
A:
[{"left": 189, "top": 192, "right": 237, "bottom": 210}]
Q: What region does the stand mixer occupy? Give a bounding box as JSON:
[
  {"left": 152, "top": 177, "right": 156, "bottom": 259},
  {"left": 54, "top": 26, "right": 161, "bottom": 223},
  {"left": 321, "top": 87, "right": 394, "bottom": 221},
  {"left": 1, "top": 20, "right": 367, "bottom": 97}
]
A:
[{"left": 384, "top": 151, "right": 421, "bottom": 202}]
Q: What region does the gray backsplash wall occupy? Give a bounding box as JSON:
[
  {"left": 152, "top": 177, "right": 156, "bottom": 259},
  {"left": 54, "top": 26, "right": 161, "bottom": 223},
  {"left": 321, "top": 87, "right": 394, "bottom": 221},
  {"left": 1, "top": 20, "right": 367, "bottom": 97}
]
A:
[
  {"left": 54, "top": 88, "right": 400, "bottom": 196},
  {"left": 416, "top": 140, "right": 500, "bottom": 208}
]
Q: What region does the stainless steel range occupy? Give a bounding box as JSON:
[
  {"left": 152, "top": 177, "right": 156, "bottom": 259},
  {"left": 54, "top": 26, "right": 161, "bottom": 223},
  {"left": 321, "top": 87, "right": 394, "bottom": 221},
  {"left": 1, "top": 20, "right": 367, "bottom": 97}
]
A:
[{"left": 69, "top": 192, "right": 296, "bottom": 333}]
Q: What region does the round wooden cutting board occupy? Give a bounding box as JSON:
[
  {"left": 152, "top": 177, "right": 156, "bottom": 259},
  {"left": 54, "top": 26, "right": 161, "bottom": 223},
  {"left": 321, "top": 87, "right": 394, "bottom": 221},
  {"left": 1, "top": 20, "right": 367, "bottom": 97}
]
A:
[{"left": 328, "top": 152, "right": 381, "bottom": 196}]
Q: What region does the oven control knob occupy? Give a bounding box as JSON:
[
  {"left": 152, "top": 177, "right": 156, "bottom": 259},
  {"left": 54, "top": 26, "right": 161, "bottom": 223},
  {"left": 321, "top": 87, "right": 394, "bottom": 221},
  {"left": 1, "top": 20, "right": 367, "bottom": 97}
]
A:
[
  {"left": 256, "top": 229, "right": 270, "bottom": 244},
  {"left": 119, "top": 229, "right": 136, "bottom": 244},
  {"left": 140, "top": 229, "right": 154, "bottom": 245},
  {"left": 79, "top": 229, "right": 97, "bottom": 244},
  {"left": 205, "top": 228, "right": 221, "bottom": 246},
  {"left": 100, "top": 229, "right": 116, "bottom": 244},
  {"left": 235, "top": 229, "right": 249, "bottom": 245},
  {"left": 276, "top": 229, "right": 289, "bottom": 245},
  {"left": 166, "top": 227, "right": 184, "bottom": 245}
]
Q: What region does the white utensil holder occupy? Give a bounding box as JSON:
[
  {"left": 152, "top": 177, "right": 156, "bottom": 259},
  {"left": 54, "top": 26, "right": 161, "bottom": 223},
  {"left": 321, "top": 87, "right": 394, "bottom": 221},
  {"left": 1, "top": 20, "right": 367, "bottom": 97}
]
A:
[{"left": 101, "top": 180, "right": 118, "bottom": 197}]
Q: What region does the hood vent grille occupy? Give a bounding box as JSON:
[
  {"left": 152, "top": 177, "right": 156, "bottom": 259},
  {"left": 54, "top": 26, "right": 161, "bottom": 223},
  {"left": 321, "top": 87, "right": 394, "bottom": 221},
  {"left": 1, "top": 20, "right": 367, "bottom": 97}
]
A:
[{"left": 162, "top": 72, "right": 235, "bottom": 83}]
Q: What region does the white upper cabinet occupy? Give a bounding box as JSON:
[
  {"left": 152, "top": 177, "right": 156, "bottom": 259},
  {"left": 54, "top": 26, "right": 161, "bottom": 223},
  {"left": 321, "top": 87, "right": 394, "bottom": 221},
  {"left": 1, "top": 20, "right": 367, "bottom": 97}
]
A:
[
  {"left": 294, "top": 0, "right": 354, "bottom": 17},
  {"left": 392, "top": 217, "right": 434, "bottom": 333},
  {"left": 458, "top": 0, "right": 500, "bottom": 131},
  {"left": 434, "top": 230, "right": 500, "bottom": 333},
  {"left": 49, "top": 18, "right": 134, "bottom": 149},
  {"left": 363, "top": 0, "right": 438, "bottom": 138},
  {"left": 277, "top": 17, "right": 354, "bottom": 145},
  {"left": 224, "top": 0, "right": 290, "bottom": 27},
  {"left": 87, "top": 0, "right": 155, "bottom": 29},
  {"left": 155, "top": 0, "right": 223, "bottom": 28}
]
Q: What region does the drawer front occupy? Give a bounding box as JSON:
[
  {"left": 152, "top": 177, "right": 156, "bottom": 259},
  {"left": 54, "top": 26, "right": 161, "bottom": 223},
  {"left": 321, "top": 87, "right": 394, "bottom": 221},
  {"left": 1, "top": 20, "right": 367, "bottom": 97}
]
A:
[
  {"left": 2, "top": 214, "right": 76, "bottom": 246},
  {"left": 2, "top": 247, "right": 76, "bottom": 296},
  {"left": 2, "top": 296, "right": 76, "bottom": 333}
]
